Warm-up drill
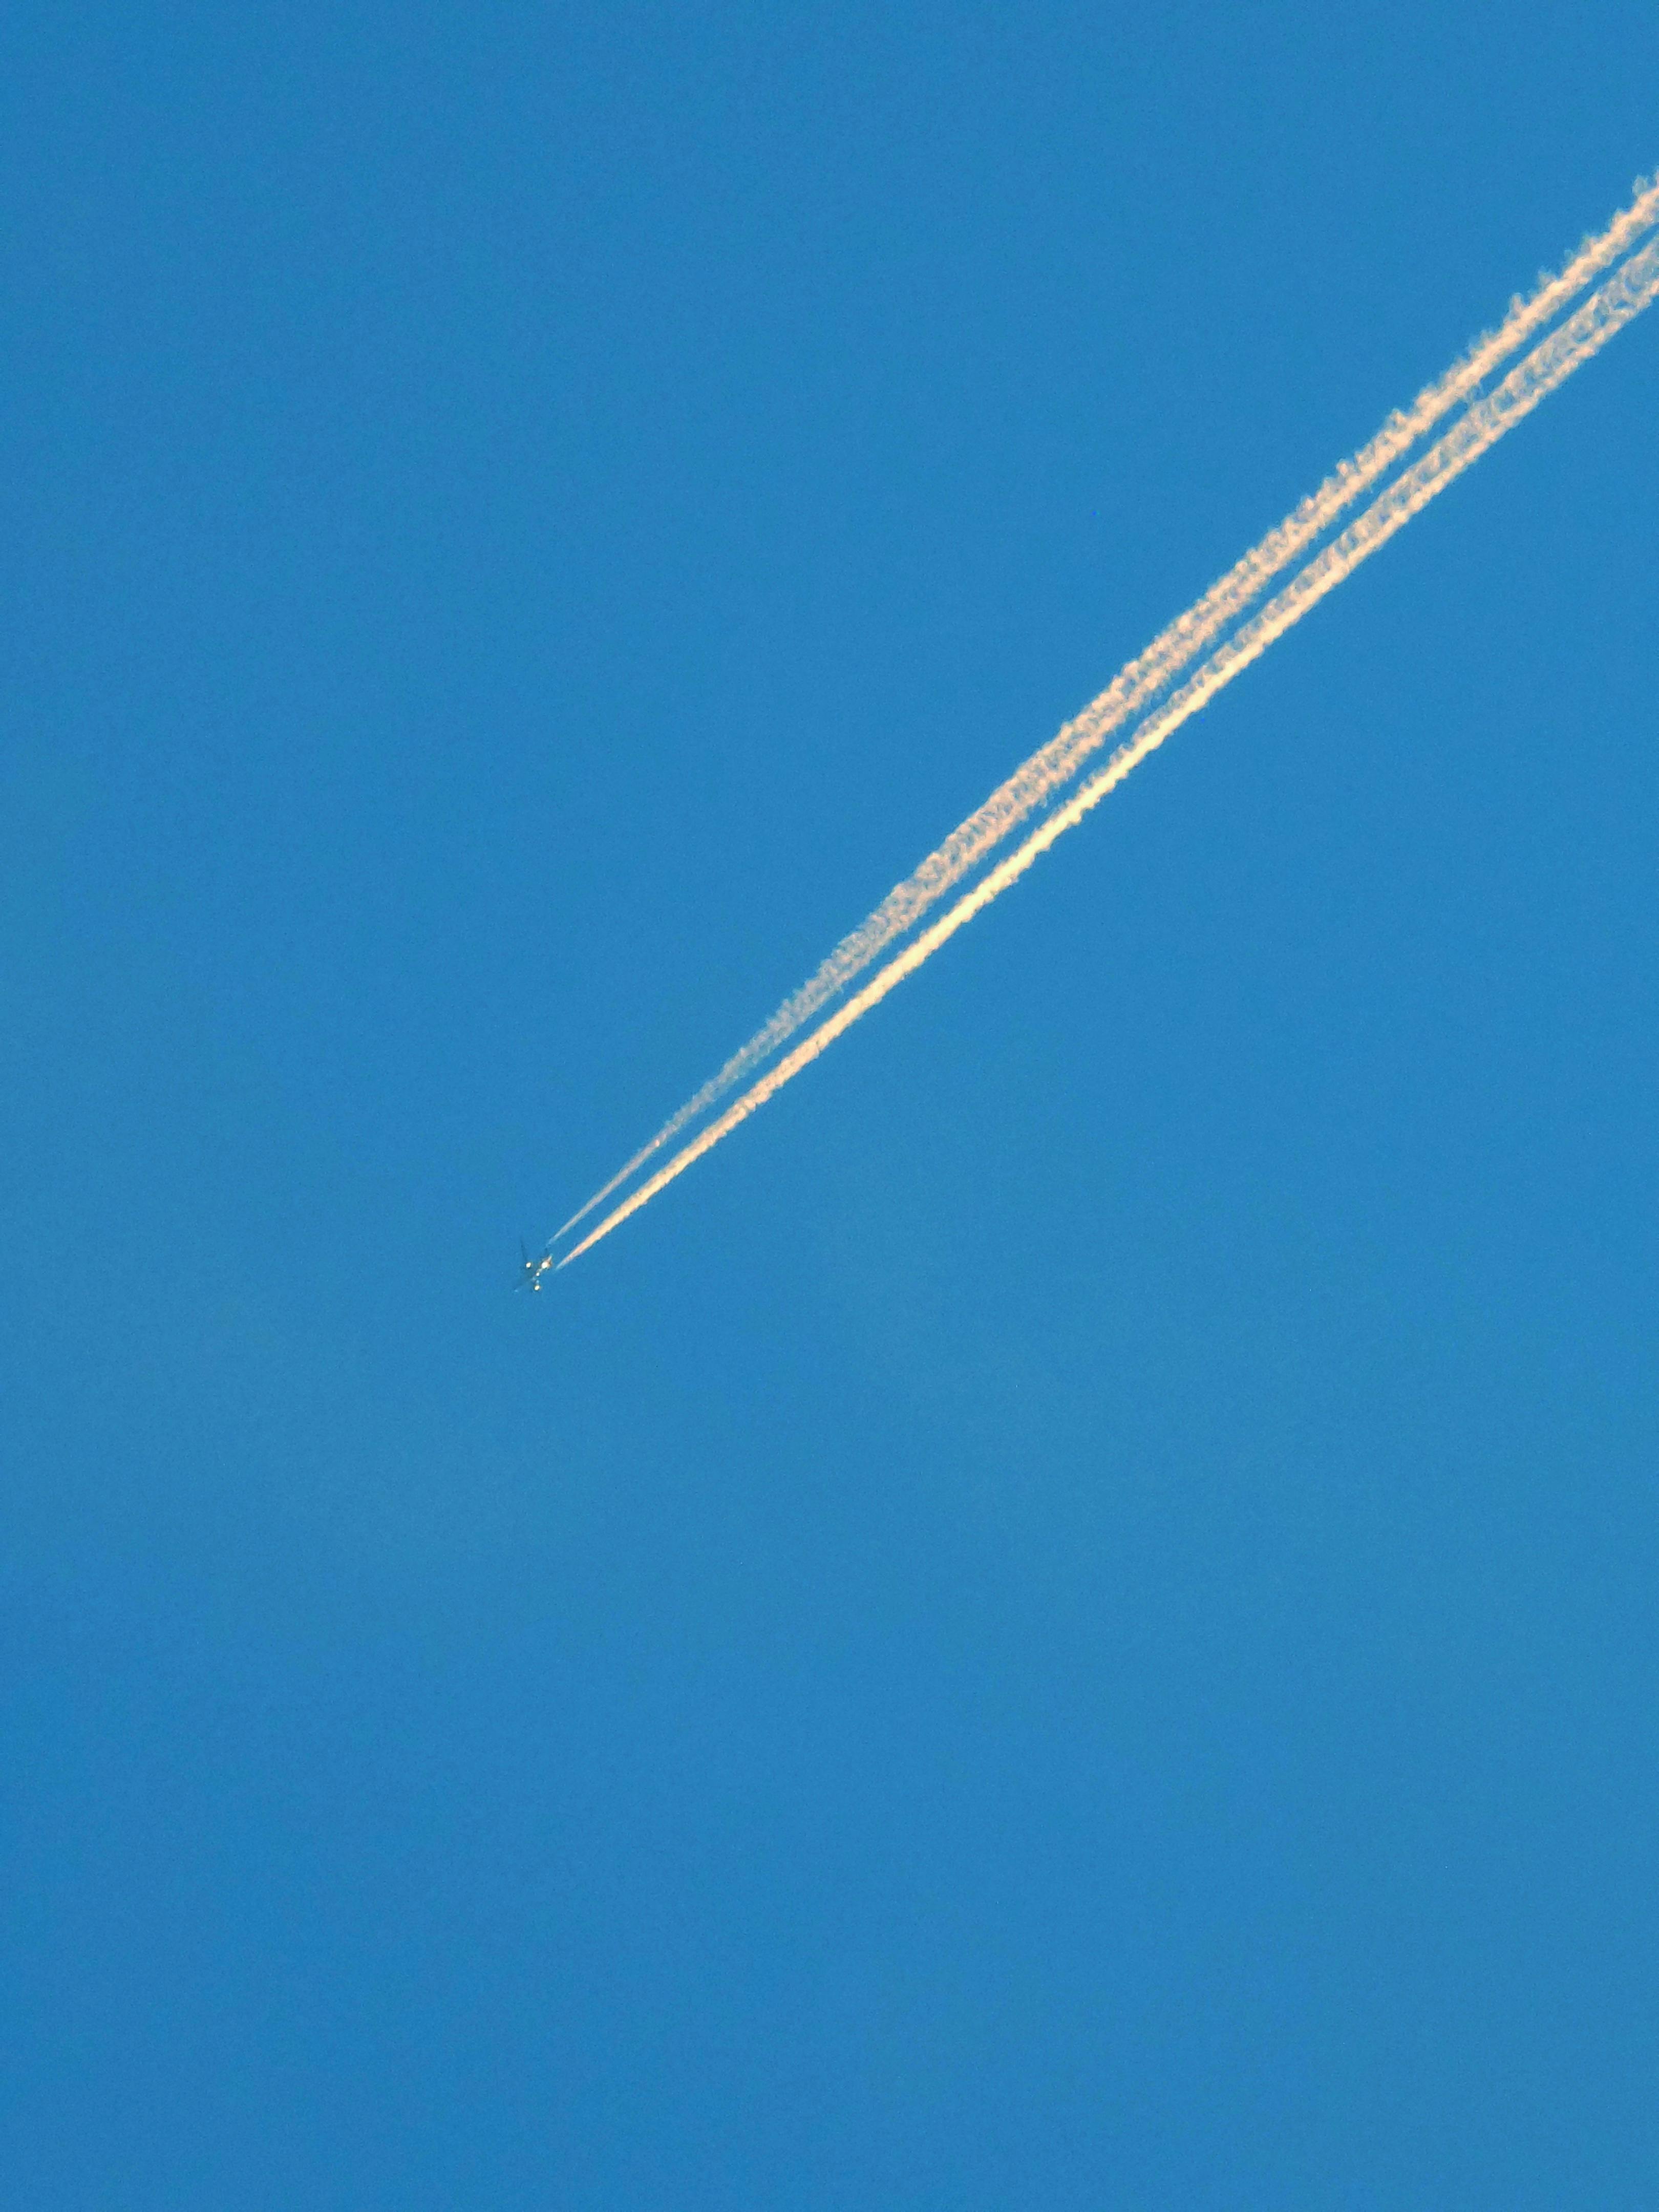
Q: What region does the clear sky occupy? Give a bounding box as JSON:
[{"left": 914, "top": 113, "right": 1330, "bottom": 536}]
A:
[{"left": 4, "top": 6, "right": 1657, "bottom": 2206}]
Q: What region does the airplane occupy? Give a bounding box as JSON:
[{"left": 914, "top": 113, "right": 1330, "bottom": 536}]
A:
[{"left": 517, "top": 1241, "right": 554, "bottom": 1293}]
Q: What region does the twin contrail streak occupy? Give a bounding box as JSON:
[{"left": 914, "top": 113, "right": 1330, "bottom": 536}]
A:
[
  {"left": 555, "top": 178, "right": 1659, "bottom": 1245},
  {"left": 558, "top": 182, "right": 1658, "bottom": 1268}
]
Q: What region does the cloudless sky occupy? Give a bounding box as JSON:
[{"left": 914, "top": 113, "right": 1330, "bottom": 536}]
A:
[{"left": 4, "top": 6, "right": 1658, "bottom": 2205}]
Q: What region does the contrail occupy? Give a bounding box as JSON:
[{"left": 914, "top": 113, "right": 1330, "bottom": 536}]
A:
[
  {"left": 554, "top": 177, "right": 1659, "bottom": 1246},
  {"left": 559, "top": 195, "right": 1659, "bottom": 1269},
  {"left": 562, "top": 228, "right": 1659, "bottom": 1269}
]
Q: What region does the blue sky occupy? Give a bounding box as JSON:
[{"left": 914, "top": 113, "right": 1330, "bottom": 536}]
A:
[{"left": 4, "top": 6, "right": 1657, "bottom": 2205}]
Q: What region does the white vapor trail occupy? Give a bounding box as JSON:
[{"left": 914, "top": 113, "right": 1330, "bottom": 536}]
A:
[
  {"left": 559, "top": 192, "right": 1659, "bottom": 1268},
  {"left": 554, "top": 176, "right": 1659, "bottom": 1247}
]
